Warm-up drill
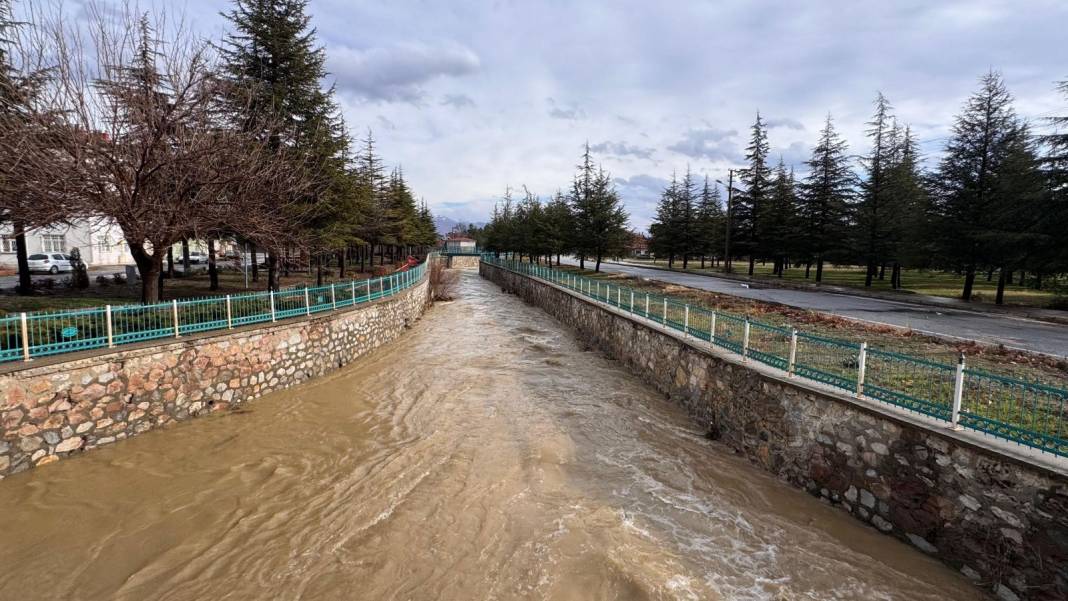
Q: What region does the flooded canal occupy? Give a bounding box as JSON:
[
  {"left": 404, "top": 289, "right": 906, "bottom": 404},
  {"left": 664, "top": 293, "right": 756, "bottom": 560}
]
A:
[{"left": 0, "top": 271, "right": 980, "bottom": 600}]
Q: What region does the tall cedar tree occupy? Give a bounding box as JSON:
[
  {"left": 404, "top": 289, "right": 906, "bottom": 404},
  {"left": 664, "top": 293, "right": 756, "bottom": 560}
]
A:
[
  {"left": 856, "top": 93, "right": 894, "bottom": 286},
  {"left": 544, "top": 191, "right": 574, "bottom": 265},
  {"left": 650, "top": 173, "right": 680, "bottom": 266},
  {"left": 933, "top": 71, "right": 1031, "bottom": 301},
  {"left": 737, "top": 113, "right": 771, "bottom": 275},
  {"left": 219, "top": 0, "right": 341, "bottom": 290},
  {"left": 695, "top": 177, "right": 724, "bottom": 268},
  {"left": 882, "top": 126, "right": 930, "bottom": 288},
  {"left": 798, "top": 115, "right": 853, "bottom": 282},
  {"left": 567, "top": 144, "right": 629, "bottom": 271},
  {"left": 763, "top": 159, "right": 798, "bottom": 277}
]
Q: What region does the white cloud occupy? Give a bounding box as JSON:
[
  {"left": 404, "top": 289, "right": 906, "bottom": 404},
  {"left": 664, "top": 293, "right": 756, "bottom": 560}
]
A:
[{"left": 328, "top": 42, "right": 480, "bottom": 103}]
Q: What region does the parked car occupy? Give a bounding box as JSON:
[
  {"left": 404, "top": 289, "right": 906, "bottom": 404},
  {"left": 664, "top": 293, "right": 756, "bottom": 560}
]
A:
[
  {"left": 187, "top": 251, "right": 208, "bottom": 264},
  {"left": 27, "top": 253, "right": 73, "bottom": 274}
]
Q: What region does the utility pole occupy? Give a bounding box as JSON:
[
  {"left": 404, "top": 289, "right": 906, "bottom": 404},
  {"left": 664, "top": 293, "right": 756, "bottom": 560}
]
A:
[{"left": 723, "top": 170, "right": 734, "bottom": 273}]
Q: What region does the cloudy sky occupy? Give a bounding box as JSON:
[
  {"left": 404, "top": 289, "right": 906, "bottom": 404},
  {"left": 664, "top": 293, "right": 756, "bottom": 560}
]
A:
[{"left": 63, "top": 0, "right": 1068, "bottom": 230}]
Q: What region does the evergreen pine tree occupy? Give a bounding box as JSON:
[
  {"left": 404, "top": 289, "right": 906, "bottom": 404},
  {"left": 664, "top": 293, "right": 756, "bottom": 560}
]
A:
[
  {"left": 856, "top": 93, "right": 895, "bottom": 286},
  {"left": 933, "top": 71, "right": 1030, "bottom": 301},
  {"left": 798, "top": 115, "right": 853, "bottom": 282},
  {"left": 737, "top": 113, "right": 771, "bottom": 275},
  {"left": 695, "top": 176, "right": 724, "bottom": 268}
]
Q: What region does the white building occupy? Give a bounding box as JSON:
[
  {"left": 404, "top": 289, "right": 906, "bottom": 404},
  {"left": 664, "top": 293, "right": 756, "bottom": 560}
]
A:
[
  {"left": 0, "top": 219, "right": 135, "bottom": 268},
  {"left": 0, "top": 219, "right": 244, "bottom": 271}
]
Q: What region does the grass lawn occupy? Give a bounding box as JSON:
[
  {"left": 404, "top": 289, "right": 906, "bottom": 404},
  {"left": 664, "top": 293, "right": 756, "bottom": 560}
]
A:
[
  {"left": 626, "top": 258, "right": 1064, "bottom": 308},
  {"left": 0, "top": 267, "right": 387, "bottom": 316}
]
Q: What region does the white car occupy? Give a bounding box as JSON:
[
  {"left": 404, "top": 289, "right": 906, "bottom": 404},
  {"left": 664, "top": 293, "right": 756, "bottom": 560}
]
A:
[{"left": 27, "top": 253, "right": 74, "bottom": 274}]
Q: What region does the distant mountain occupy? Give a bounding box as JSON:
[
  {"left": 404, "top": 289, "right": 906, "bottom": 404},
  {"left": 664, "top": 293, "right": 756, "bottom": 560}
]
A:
[{"left": 434, "top": 216, "right": 484, "bottom": 236}]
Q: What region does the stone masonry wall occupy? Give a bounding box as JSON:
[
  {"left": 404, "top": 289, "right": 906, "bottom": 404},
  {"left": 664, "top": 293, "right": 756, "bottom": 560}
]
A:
[
  {"left": 481, "top": 261, "right": 1067, "bottom": 601},
  {"left": 0, "top": 279, "right": 430, "bottom": 479}
]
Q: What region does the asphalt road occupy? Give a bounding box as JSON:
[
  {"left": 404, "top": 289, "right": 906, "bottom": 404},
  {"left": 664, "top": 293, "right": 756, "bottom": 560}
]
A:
[{"left": 560, "top": 258, "right": 1068, "bottom": 358}]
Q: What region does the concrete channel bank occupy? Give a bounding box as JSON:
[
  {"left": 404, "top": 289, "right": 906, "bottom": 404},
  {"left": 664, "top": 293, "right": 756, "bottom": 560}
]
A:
[
  {"left": 481, "top": 260, "right": 1068, "bottom": 601},
  {"left": 0, "top": 277, "right": 431, "bottom": 480}
]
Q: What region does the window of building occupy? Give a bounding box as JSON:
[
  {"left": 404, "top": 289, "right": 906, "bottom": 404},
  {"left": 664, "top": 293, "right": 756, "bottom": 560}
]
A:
[
  {"left": 0, "top": 236, "right": 15, "bottom": 253},
  {"left": 41, "top": 234, "right": 65, "bottom": 253}
]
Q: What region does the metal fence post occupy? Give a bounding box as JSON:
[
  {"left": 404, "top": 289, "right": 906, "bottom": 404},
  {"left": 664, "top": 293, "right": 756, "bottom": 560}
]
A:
[
  {"left": 710, "top": 311, "right": 717, "bottom": 344},
  {"left": 20, "top": 312, "right": 30, "bottom": 361},
  {"left": 630, "top": 291, "right": 634, "bottom": 312},
  {"left": 331, "top": 284, "right": 336, "bottom": 310},
  {"left": 788, "top": 329, "right": 798, "bottom": 376},
  {"left": 645, "top": 293, "right": 650, "bottom": 317},
  {"left": 857, "top": 342, "right": 867, "bottom": 396},
  {"left": 352, "top": 279, "right": 356, "bottom": 304},
  {"left": 742, "top": 318, "right": 750, "bottom": 361},
  {"left": 172, "top": 300, "right": 180, "bottom": 338},
  {"left": 270, "top": 290, "right": 277, "bottom": 322},
  {"left": 684, "top": 305, "right": 690, "bottom": 337},
  {"left": 105, "top": 305, "right": 114, "bottom": 347},
  {"left": 617, "top": 287, "right": 622, "bottom": 306},
  {"left": 225, "top": 296, "right": 233, "bottom": 329},
  {"left": 662, "top": 298, "right": 667, "bottom": 323},
  {"left": 366, "top": 278, "right": 371, "bottom": 301},
  {"left": 304, "top": 288, "right": 311, "bottom": 315},
  {"left": 951, "top": 352, "right": 965, "bottom": 430}
]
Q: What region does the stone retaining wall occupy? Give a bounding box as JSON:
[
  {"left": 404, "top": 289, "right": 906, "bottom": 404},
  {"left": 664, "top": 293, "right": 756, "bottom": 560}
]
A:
[
  {"left": 481, "top": 261, "right": 1067, "bottom": 601},
  {"left": 0, "top": 279, "right": 430, "bottom": 479}
]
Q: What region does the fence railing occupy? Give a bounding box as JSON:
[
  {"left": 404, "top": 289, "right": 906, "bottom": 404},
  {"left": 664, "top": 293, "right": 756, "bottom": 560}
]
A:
[
  {"left": 0, "top": 255, "right": 432, "bottom": 364},
  {"left": 482, "top": 255, "right": 1068, "bottom": 458}
]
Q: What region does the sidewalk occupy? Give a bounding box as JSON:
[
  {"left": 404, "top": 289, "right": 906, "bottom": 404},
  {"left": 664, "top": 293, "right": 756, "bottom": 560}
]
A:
[{"left": 607, "top": 259, "right": 1068, "bottom": 326}]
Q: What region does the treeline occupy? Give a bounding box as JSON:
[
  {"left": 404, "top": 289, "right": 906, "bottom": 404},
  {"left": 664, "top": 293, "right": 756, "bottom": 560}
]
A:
[
  {"left": 0, "top": 0, "right": 437, "bottom": 302},
  {"left": 482, "top": 145, "right": 630, "bottom": 272},
  {"left": 649, "top": 72, "right": 1068, "bottom": 303}
]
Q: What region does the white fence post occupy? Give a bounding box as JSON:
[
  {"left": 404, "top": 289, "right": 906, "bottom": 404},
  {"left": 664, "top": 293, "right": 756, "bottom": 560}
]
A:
[
  {"left": 645, "top": 293, "right": 650, "bottom": 317},
  {"left": 225, "top": 296, "right": 233, "bottom": 329},
  {"left": 630, "top": 291, "right": 634, "bottom": 312},
  {"left": 683, "top": 305, "right": 690, "bottom": 337},
  {"left": 662, "top": 298, "right": 667, "bottom": 323},
  {"left": 951, "top": 352, "right": 966, "bottom": 430},
  {"left": 856, "top": 342, "right": 867, "bottom": 396},
  {"left": 105, "top": 305, "right": 114, "bottom": 347},
  {"left": 20, "top": 312, "right": 30, "bottom": 361},
  {"left": 366, "top": 278, "right": 372, "bottom": 301},
  {"left": 331, "top": 284, "right": 336, "bottom": 310},
  {"left": 269, "top": 290, "right": 276, "bottom": 322},
  {"left": 351, "top": 279, "right": 356, "bottom": 304},
  {"left": 304, "top": 288, "right": 311, "bottom": 315},
  {"left": 710, "top": 311, "right": 717, "bottom": 344},
  {"left": 172, "top": 300, "right": 180, "bottom": 338},
  {"left": 742, "top": 318, "right": 750, "bottom": 361},
  {"left": 788, "top": 329, "right": 798, "bottom": 376}
]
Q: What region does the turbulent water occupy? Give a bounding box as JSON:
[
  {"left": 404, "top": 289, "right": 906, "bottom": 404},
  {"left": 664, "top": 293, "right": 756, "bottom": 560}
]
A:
[{"left": 0, "top": 271, "right": 981, "bottom": 601}]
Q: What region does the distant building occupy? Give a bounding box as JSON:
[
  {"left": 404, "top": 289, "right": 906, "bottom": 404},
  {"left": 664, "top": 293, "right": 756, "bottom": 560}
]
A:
[
  {"left": 627, "top": 232, "right": 650, "bottom": 258},
  {"left": 443, "top": 235, "right": 477, "bottom": 253}
]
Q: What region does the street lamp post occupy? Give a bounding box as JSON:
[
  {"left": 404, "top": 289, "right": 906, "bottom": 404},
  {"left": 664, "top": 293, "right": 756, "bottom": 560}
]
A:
[{"left": 716, "top": 169, "right": 738, "bottom": 274}]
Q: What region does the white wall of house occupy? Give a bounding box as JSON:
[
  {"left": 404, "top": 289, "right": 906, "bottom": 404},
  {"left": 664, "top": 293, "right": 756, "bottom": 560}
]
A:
[{"left": 0, "top": 220, "right": 136, "bottom": 268}]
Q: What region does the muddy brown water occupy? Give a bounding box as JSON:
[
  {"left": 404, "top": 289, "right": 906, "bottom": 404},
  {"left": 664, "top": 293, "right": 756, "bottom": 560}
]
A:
[{"left": 0, "top": 271, "right": 982, "bottom": 600}]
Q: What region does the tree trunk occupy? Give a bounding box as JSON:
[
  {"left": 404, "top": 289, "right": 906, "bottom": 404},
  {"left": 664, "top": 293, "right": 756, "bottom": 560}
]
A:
[
  {"left": 816, "top": 256, "right": 824, "bottom": 283},
  {"left": 338, "top": 250, "right": 346, "bottom": 278},
  {"left": 986, "top": 268, "right": 994, "bottom": 282},
  {"left": 1035, "top": 271, "right": 1043, "bottom": 290},
  {"left": 962, "top": 264, "right": 976, "bottom": 301},
  {"left": 207, "top": 238, "right": 218, "bottom": 291},
  {"left": 995, "top": 267, "right": 1007, "bottom": 305},
  {"left": 282, "top": 247, "right": 290, "bottom": 277},
  {"left": 127, "top": 243, "right": 163, "bottom": 303},
  {"left": 864, "top": 260, "right": 875, "bottom": 287},
  {"left": 891, "top": 263, "right": 901, "bottom": 289},
  {"left": 682, "top": 254, "right": 688, "bottom": 269},
  {"left": 579, "top": 254, "right": 585, "bottom": 270},
  {"left": 12, "top": 220, "right": 32, "bottom": 295},
  {"left": 167, "top": 247, "right": 175, "bottom": 278},
  {"left": 878, "top": 264, "right": 885, "bottom": 280},
  {"left": 250, "top": 246, "right": 259, "bottom": 282},
  {"left": 316, "top": 256, "right": 323, "bottom": 286},
  {"left": 805, "top": 262, "right": 811, "bottom": 279},
  {"left": 595, "top": 253, "right": 602, "bottom": 273},
  {"left": 181, "top": 239, "right": 190, "bottom": 273},
  {"left": 748, "top": 256, "right": 755, "bottom": 276},
  {"left": 267, "top": 251, "right": 279, "bottom": 291}
]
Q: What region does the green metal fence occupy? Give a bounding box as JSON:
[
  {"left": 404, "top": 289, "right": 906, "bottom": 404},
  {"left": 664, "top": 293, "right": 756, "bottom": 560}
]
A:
[
  {"left": 482, "top": 255, "right": 1068, "bottom": 458},
  {"left": 0, "top": 256, "right": 431, "bottom": 365}
]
